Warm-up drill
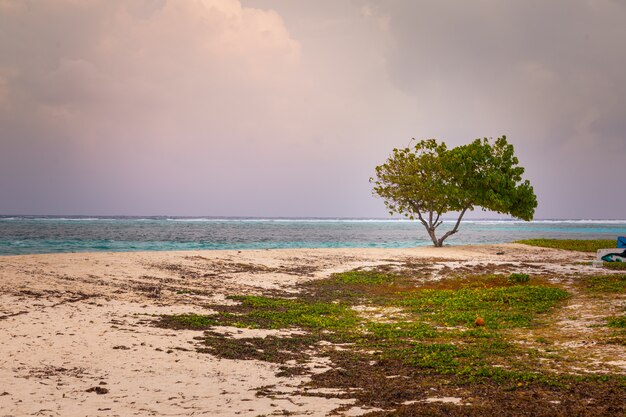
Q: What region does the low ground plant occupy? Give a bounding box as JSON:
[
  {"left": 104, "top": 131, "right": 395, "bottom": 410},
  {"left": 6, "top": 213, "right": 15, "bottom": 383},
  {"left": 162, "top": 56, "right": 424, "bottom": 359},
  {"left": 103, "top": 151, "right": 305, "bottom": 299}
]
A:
[
  {"left": 603, "top": 262, "right": 626, "bottom": 270},
  {"left": 581, "top": 274, "right": 626, "bottom": 293},
  {"left": 156, "top": 269, "right": 626, "bottom": 415},
  {"left": 508, "top": 272, "right": 530, "bottom": 283},
  {"left": 515, "top": 239, "right": 615, "bottom": 252}
]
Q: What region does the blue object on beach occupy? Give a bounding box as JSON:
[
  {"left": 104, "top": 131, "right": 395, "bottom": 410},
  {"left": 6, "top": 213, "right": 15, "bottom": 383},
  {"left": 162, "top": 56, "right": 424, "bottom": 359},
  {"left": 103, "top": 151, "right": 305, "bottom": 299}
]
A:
[
  {"left": 601, "top": 249, "right": 626, "bottom": 262},
  {"left": 619, "top": 236, "right": 626, "bottom": 248}
]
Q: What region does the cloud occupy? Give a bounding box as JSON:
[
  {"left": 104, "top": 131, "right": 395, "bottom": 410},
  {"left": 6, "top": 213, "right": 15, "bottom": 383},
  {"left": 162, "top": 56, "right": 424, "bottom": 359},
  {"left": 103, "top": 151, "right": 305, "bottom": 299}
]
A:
[
  {"left": 0, "top": 0, "right": 421, "bottom": 216},
  {"left": 0, "top": 0, "right": 624, "bottom": 217},
  {"left": 375, "top": 0, "right": 626, "bottom": 144},
  {"left": 0, "top": 0, "right": 314, "bottom": 214},
  {"left": 1, "top": 0, "right": 301, "bottom": 141},
  {"left": 0, "top": 71, "right": 8, "bottom": 108},
  {"left": 359, "top": 0, "right": 626, "bottom": 217}
]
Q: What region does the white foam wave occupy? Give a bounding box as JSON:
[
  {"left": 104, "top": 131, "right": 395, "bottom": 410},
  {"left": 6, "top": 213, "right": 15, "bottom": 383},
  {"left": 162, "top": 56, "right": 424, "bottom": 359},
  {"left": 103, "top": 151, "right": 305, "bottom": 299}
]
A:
[
  {"left": 163, "top": 218, "right": 626, "bottom": 224},
  {"left": 1, "top": 217, "right": 625, "bottom": 224}
]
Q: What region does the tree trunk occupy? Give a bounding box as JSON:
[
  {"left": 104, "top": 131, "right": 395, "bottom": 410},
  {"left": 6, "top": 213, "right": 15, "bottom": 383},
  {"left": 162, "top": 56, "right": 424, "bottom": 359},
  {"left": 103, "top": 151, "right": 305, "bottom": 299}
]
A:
[
  {"left": 422, "top": 207, "right": 469, "bottom": 247},
  {"left": 426, "top": 227, "right": 441, "bottom": 247}
]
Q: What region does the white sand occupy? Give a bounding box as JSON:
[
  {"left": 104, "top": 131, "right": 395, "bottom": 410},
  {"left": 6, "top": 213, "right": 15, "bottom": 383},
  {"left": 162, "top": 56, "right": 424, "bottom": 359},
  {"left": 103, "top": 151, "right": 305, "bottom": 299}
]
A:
[{"left": 0, "top": 245, "right": 599, "bottom": 416}]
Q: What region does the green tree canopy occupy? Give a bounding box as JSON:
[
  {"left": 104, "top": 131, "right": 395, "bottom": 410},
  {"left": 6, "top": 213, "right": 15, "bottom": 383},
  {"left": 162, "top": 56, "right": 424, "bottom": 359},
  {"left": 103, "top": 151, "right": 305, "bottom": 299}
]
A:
[{"left": 370, "top": 136, "right": 537, "bottom": 247}]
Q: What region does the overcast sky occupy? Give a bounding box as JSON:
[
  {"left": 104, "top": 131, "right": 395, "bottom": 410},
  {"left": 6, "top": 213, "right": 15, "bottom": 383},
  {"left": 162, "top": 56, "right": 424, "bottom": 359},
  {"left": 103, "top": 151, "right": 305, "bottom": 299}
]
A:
[{"left": 0, "top": 0, "right": 624, "bottom": 218}]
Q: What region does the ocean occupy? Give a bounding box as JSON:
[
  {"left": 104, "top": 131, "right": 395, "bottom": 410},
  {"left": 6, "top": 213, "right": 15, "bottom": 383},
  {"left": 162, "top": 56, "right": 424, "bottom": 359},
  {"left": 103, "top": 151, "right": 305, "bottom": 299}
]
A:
[{"left": 0, "top": 216, "right": 624, "bottom": 256}]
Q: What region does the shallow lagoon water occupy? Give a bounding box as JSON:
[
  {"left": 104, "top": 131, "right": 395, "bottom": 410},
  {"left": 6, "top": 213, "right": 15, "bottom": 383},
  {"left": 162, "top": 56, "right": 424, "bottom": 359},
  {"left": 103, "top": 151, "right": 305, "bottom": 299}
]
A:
[{"left": 0, "top": 216, "right": 624, "bottom": 255}]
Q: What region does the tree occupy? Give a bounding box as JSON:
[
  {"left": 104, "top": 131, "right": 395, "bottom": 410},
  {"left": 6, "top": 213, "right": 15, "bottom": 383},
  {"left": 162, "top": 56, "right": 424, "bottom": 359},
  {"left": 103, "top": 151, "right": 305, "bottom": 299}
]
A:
[{"left": 370, "top": 136, "right": 537, "bottom": 247}]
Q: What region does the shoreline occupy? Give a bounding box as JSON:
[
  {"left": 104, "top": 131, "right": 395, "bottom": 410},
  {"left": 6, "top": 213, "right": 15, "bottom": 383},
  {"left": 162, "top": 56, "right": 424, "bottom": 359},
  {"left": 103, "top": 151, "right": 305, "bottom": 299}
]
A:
[{"left": 0, "top": 241, "right": 597, "bottom": 259}]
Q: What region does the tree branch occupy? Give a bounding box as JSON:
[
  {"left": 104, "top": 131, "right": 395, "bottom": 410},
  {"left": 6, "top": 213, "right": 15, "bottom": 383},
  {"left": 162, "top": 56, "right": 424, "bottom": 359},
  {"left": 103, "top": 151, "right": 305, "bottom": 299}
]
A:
[
  {"left": 436, "top": 206, "right": 469, "bottom": 246},
  {"left": 408, "top": 200, "right": 429, "bottom": 228},
  {"left": 451, "top": 206, "right": 468, "bottom": 233},
  {"left": 408, "top": 199, "right": 439, "bottom": 245},
  {"left": 414, "top": 209, "right": 428, "bottom": 228}
]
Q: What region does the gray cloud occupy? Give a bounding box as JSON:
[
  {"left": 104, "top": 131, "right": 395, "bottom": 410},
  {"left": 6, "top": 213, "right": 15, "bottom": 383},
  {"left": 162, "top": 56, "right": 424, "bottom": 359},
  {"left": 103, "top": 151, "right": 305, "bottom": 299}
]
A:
[
  {"left": 0, "top": 0, "right": 624, "bottom": 218},
  {"left": 365, "top": 0, "right": 626, "bottom": 218}
]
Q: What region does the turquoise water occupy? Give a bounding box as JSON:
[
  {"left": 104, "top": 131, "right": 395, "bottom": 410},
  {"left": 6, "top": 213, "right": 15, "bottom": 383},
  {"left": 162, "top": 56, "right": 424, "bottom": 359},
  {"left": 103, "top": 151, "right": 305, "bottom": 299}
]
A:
[{"left": 0, "top": 216, "right": 624, "bottom": 256}]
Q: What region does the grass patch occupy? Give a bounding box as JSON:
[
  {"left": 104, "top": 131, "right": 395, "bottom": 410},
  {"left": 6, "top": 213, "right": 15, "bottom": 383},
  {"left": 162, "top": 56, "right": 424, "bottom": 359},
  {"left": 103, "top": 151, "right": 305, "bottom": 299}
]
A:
[
  {"left": 604, "top": 262, "right": 626, "bottom": 270},
  {"left": 581, "top": 274, "right": 626, "bottom": 293},
  {"left": 225, "top": 295, "right": 361, "bottom": 330},
  {"left": 508, "top": 272, "right": 530, "bottom": 283},
  {"left": 515, "top": 239, "right": 615, "bottom": 252},
  {"left": 395, "top": 285, "right": 568, "bottom": 329},
  {"left": 328, "top": 270, "right": 397, "bottom": 285},
  {"left": 155, "top": 269, "right": 626, "bottom": 415},
  {"left": 607, "top": 316, "right": 626, "bottom": 328},
  {"left": 159, "top": 271, "right": 569, "bottom": 379},
  {"left": 158, "top": 313, "right": 217, "bottom": 330},
  {"left": 416, "top": 273, "right": 539, "bottom": 290},
  {"left": 309, "top": 270, "right": 417, "bottom": 304},
  {"left": 363, "top": 321, "right": 439, "bottom": 341}
]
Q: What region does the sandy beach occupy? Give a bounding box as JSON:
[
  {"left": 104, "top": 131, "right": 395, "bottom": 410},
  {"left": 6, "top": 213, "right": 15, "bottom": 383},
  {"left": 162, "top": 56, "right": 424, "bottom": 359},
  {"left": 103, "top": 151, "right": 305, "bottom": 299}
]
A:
[
  {"left": 3, "top": 0, "right": 626, "bottom": 415},
  {"left": 1, "top": 244, "right": 625, "bottom": 416}
]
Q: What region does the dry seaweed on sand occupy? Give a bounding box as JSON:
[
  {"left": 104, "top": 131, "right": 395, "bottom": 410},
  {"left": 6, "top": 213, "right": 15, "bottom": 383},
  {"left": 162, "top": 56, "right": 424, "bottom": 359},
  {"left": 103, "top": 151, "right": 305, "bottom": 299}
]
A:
[{"left": 157, "top": 267, "right": 626, "bottom": 416}]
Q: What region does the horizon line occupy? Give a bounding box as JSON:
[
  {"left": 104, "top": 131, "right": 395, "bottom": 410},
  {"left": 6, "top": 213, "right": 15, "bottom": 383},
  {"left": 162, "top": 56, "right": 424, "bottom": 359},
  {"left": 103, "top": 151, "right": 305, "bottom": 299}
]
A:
[{"left": 1, "top": 214, "right": 626, "bottom": 222}]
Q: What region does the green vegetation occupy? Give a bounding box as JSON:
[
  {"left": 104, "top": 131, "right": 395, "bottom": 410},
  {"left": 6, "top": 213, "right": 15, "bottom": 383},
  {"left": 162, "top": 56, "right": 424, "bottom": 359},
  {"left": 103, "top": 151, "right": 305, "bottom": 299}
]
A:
[
  {"left": 370, "top": 136, "right": 537, "bottom": 246},
  {"left": 154, "top": 267, "right": 626, "bottom": 415},
  {"left": 159, "top": 270, "right": 571, "bottom": 385},
  {"left": 396, "top": 285, "right": 567, "bottom": 329},
  {"left": 159, "top": 313, "right": 216, "bottom": 329},
  {"left": 508, "top": 272, "right": 530, "bottom": 283},
  {"left": 607, "top": 316, "right": 626, "bottom": 328},
  {"left": 515, "top": 239, "right": 615, "bottom": 252},
  {"left": 226, "top": 295, "right": 360, "bottom": 330},
  {"left": 581, "top": 274, "right": 626, "bottom": 293},
  {"left": 604, "top": 261, "right": 626, "bottom": 270},
  {"left": 327, "top": 270, "right": 396, "bottom": 285}
]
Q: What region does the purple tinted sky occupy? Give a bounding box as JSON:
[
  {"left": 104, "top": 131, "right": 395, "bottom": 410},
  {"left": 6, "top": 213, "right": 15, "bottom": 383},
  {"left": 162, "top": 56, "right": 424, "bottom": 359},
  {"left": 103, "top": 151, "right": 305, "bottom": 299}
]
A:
[{"left": 0, "top": 0, "right": 624, "bottom": 218}]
